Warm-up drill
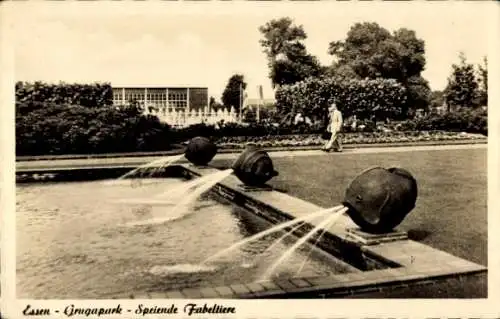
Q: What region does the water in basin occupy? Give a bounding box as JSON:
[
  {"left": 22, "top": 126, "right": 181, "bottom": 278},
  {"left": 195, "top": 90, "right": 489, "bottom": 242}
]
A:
[{"left": 17, "top": 178, "right": 355, "bottom": 299}]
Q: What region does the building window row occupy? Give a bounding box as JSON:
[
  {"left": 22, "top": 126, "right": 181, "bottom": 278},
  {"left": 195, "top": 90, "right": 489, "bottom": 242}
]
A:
[
  {"left": 169, "top": 100, "right": 187, "bottom": 109},
  {"left": 147, "top": 93, "right": 167, "bottom": 101},
  {"left": 168, "top": 93, "right": 187, "bottom": 101},
  {"left": 125, "top": 93, "right": 145, "bottom": 101},
  {"left": 112, "top": 88, "right": 208, "bottom": 112}
]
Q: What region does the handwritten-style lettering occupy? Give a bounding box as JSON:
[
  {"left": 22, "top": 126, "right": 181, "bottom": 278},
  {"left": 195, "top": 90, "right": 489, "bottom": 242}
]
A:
[{"left": 23, "top": 305, "right": 50, "bottom": 316}]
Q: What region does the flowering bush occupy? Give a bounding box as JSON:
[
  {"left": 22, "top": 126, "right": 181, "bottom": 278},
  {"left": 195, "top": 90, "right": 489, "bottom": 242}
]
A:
[
  {"left": 215, "top": 131, "right": 486, "bottom": 149},
  {"left": 398, "top": 108, "right": 487, "bottom": 135},
  {"left": 16, "top": 81, "right": 113, "bottom": 111},
  {"left": 275, "top": 76, "right": 408, "bottom": 123}
]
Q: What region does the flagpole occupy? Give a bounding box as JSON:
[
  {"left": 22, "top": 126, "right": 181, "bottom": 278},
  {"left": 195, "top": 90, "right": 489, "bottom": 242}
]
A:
[
  {"left": 239, "top": 82, "right": 242, "bottom": 123},
  {"left": 257, "top": 85, "right": 264, "bottom": 123},
  {"left": 257, "top": 85, "right": 262, "bottom": 123},
  {"left": 257, "top": 102, "right": 261, "bottom": 123}
]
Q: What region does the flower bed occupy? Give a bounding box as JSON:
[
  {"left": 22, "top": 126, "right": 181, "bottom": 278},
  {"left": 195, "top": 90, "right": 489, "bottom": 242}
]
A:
[{"left": 215, "top": 131, "right": 486, "bottom": 149}]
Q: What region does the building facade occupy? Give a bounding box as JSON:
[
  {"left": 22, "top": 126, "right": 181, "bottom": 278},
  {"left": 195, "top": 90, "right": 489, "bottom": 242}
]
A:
[
  {"left": 112, "top": 86, "right": 238, "bottom": 127},
  {"left": 112, "top": 86, "right": 209, "bottom": 112}
]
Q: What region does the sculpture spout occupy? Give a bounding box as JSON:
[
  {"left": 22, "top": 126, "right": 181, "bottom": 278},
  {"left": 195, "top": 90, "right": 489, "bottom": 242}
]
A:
[
  {"left": 184, "top": 136, "right": 218, "bottom": 166},
  {"left": 343, "top": 166, "right": 418, "bottom": 234},
  {"left": 232, "top": 146, "right": 279, "bottom": 187}
]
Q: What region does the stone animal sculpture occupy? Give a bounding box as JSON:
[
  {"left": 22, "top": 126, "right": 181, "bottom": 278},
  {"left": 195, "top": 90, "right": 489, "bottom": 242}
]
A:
[
  {"left": 184, "top": 136, "right": 218, "bottom": 166},
  {"left": 343, "top": 166, "right": 418, "bottom": 234},
  {"left": 232, "top": 146, "right": 279, "bottom": 187}
]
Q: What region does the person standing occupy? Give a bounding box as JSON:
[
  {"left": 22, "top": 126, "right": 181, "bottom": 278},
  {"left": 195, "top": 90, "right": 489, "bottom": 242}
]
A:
[
  {"left": 323, "top": 102, "right": 343, "bottom": 152},
  {"left": 294, "top": 112, "right": 305, "bottom": 125},
  {"left": 351, "top": 114, "right": 358, "bottom": 131}
]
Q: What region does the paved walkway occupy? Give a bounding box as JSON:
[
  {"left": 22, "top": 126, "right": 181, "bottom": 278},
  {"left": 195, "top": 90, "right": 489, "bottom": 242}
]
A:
[{"left": 16, "top": 143, "right": 486, "bottom": 172}]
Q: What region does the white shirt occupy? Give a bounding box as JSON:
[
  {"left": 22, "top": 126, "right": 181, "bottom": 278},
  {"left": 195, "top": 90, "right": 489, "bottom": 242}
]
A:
[{"left": 329, "top": 110, "right": 343, "bottom": 132}]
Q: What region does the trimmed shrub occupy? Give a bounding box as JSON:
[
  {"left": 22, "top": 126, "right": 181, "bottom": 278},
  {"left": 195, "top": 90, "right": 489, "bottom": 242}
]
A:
[
  {"left": 399, "top": 108, "right": 487, "bottom": 135},
  {"left": 15, "top": 81, "right": 113, "bottom": 110},
  {"left": 16, "top": 103, "right": 172, "bottom": 155},
  {"left": 15, "top": 81, "right": 486, "bottom": 156},
  {"left": 275, "top": 76, "right": 408, "bottom": 123}
]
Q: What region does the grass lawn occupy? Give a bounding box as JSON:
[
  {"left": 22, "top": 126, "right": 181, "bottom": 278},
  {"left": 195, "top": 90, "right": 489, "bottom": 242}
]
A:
[{"left": 213, "top": 147, "right": 487, "bottom": 297}]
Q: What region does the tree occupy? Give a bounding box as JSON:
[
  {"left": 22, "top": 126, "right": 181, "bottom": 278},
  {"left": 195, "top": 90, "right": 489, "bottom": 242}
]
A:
[
  {"left": 429, "top": 90, "right": 445, "bottom": 113},
  {"left": 259, "top": 17, "right": 323, "bottom": 87},
  {"left": 328, "top": 22, "right": 430, "bottom": 115},
  {"left": 328, "top": 22, "right": 392, "bottom": 78},
  {"left": 209, "top": 96, "right": 216, "bottom": 108},
  {"left": 325, "top": 64, "right": 358, "bottom": 79},
  {"left": 221, "top": 74, "right": 247, "bottom": 112},
  {"left": 477, "top": 56, "right": 488, "bottom": 107},
  {"left": 444, "top": 53, "right": 480, "bottom": 111},
  {"left": 242, "top": 108, "right": 257, "bottom": 123},
  {"left": 405, "top": 76, "right": 431, "bottom": 115},
  {"left": 209, "top": 96, "right": 224, "bottom": 111}
]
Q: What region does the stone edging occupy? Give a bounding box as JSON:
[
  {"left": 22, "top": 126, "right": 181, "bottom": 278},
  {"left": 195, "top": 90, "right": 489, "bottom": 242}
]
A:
[
  {"left": 122, "top": 266, "right": 485, "bottom": 299},
  {"left": 16, "top": 139, "right": 486, "bottom": 162}
]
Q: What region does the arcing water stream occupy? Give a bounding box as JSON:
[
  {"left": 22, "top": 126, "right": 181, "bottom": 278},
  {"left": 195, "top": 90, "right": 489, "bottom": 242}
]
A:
[
  {"left": 260, "top": 206, "right": 348, "bottom": 281},
  {"left": 117, "top": 154, "right": 186, "bottom": 180},
  {"left": 125, "top": 169, "right": 234, "bottom": 226},
  {"left": 202, "top": 205, "right": 343, "bottom": 265}
]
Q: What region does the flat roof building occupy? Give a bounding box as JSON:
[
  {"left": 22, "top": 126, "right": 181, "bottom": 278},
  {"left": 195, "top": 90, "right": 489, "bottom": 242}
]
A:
[
  {"left": 112, "top": 86, "right": 209, "bottom": 112},
  {"left": 112, "top": 86, "right": 239, "bottom": 127}
]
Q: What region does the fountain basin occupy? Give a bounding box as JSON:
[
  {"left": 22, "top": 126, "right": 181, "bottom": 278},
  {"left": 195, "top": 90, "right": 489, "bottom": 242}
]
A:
[
  {"left": 17, "top": 178, "right": 356, "bottom": 299},
  {"left": 15, "top": 162, "right": 487, "bottom": 299}
]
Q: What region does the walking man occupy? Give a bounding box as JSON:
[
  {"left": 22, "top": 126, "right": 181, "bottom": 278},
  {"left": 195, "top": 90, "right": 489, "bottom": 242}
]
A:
[{"left": 323, "top": 102, "right": 343, "bottom": 152}]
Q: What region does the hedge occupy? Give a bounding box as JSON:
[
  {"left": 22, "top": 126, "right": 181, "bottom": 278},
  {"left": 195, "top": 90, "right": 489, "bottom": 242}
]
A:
[
  {"left": 16, "top": 105, "right": 487, "bottom": 156},
  {"left": 275, "top": 76, "right": 408, "bottom": 123},
  {"left": 15, "top": 82, "right": 487, "bottom": 156},
  {"left": 16, "top": 114, "right": 486, "bottom": 156},
  {"left": 16, "top": 81, "right": 113, "bottom": 110},
  {"left": 398, "top": 107, "right": 487, "bottom": 135},
  {"left": 16, "top": 103, "right": 172, "bottom": 155},
  {"left": 15, "top": 103, "right": 317, "bottom": 156}
]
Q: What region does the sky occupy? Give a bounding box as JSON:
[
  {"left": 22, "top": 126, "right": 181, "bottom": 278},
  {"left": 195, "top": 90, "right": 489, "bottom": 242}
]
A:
[{"left": 8, "top": 1, "right": 493, "bottom": 101}]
